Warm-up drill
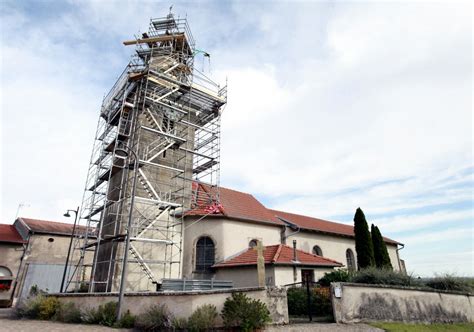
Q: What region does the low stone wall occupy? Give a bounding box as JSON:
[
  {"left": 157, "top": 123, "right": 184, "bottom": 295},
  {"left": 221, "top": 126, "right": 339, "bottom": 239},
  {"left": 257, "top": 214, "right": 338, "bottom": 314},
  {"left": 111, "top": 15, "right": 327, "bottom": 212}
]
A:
[
  {"left": 51, "top": 287, "right": 288, "bottom": 325},
  {"left": 331, "top": 282, "right": 474, "bottom": 324}
]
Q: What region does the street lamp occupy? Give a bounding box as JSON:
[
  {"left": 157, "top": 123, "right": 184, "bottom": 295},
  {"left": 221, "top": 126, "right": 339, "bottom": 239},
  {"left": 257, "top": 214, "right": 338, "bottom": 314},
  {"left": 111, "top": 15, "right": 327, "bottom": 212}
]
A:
[
  {"left": 115, "top": 146, "right": 139, "bottom": 320},
  {"left": 60, "top": 206, "right": 79, "bottom": 293}
]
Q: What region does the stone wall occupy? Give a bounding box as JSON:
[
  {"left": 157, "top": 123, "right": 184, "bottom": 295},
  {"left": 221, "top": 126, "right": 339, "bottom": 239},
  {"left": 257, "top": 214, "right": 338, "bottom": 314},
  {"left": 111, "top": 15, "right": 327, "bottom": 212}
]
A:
[
  {"left": 52, "top": 287, "right": 288, "bottom": 326},
  {"left": 331, "top": 282, "right": 473, "bottom": 323}
]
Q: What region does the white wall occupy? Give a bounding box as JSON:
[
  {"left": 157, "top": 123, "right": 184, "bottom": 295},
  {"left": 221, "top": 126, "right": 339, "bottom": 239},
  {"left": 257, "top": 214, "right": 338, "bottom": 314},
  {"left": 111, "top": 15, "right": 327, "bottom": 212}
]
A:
[
  {"left": 182, "top": 217, "right": 282, "bottom": 279},
  {"left": 220, "top": 219, "right": 282, "bottom": 259},
  {"left": 183, "top": 217, "right": 401, "bottom": 281},
  {"left": 54, "top": 287, "right": 289, "bottom": 326},
  {"left": 286, "top": 231, "right": 401, "bottom": 271},
  {"left": 215, "top": 265, "right": 336, "bottom": 287},
  {"left": 332, "top": 283, "right": 473, "bottom": 323}
]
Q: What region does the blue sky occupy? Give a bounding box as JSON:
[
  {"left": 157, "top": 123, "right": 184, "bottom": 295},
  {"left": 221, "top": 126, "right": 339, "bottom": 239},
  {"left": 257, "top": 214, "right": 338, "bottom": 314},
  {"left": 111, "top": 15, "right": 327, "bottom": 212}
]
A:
[{"left": 1, "top": 0, "right": 472, "bottom": 277}]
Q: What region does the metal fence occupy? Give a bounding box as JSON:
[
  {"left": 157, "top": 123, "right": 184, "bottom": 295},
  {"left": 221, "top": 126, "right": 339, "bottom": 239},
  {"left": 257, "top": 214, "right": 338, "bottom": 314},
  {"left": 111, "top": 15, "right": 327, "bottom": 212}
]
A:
[{"left": 161, "top": 278, "right": 233, "bottom": 292}]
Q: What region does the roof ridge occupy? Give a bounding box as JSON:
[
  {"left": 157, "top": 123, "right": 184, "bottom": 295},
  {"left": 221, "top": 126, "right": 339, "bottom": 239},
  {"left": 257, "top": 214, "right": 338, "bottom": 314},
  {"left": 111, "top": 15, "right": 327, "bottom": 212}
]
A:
[{"left": 269, "top": 209, "right": 348, "bottom": 226}]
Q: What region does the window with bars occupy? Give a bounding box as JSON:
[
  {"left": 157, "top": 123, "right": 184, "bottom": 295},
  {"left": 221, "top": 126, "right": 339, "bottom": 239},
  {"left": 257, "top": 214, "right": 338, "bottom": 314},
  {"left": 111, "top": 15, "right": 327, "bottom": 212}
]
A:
[
  {"left": 195, "top": 236, "right": 215, "bottom": 272},
  {"left": 346, "top": 249, "right": 355, "bottom": 271}
]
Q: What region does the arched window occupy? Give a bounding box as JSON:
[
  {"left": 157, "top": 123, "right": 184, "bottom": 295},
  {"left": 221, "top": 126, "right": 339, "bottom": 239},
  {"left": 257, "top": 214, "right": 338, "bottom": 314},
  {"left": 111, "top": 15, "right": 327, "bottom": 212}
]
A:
[
  {"left": 249, "top": 239, "right": 259, "bottom": 248},
  {"left": 312, "top": 245, "right": 323, "bottom": 256},
  {"left": 196, "top": 237, "right": 215, "bottom": 272},
  {"left": 346, "top": 249, "right": 355, "bottom": 271},
  {"left": 0, "top": 266, "right": 12, "bottom": 277}
]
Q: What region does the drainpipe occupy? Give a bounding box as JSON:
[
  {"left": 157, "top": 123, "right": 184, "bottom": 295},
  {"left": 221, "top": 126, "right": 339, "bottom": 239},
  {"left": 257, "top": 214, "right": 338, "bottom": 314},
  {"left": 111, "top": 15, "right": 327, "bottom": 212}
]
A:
[
  {"left": 292, "top": 240, "right": 298, "bottom": 283},
  {"left": 277, "top": 216, "right": 300, "bottom": 244},
  {"left": 292, "top": 240, "right": 298, "bottom": 261}
]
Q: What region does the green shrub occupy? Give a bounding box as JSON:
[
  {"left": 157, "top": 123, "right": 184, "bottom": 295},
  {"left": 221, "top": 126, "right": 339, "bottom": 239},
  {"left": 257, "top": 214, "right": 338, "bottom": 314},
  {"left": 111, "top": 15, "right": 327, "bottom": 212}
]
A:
[
  {"left": 222, "top": 292, "right": 271, "bottom": 332},
  {"left": 38, "top": 297, "right": 60, "bottom": 320},
  {"left": 425, "top": 275, "right": 473, "bottom": 293},
  {"left": 83, "top": 301, "right": 117, "bottom": 327},
  {"left": 187, "top": 304, "right": 218, "bottom": 331},
  {"left": 351, "top": 267, "right": 421, "bottom": 287},
  {"left": 117, "top": 310, "right": 136, "bottom": 328},
  {"left": 53, "top": 301, "right": 82, "bottom": 323},
  {"left": 16, "top": 295, "right": 61, "bottom": 320},
  {"left": 286, "top": 287, "right": 332, "bottom": 317},
  {"left": 171, "top": 316, "right": 188, "bottom": 331},
  {"left": 286, "top": 287, "right": 307, "bottom": 316},
  {"left": 134, "top": 304, "right": 172, "bottom": 331},
  {"left": 318, "top": 269, "right": 352, "bottom": 286},
  {"left": 16, "top": 295, "right": 44, "bottom": 318}
]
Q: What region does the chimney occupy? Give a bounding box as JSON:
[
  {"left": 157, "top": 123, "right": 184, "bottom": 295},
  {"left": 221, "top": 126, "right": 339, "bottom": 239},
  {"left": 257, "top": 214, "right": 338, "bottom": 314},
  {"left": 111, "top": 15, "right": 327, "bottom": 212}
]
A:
[{"left": 292, "top": 240, "right": 297, "bottom": 261}]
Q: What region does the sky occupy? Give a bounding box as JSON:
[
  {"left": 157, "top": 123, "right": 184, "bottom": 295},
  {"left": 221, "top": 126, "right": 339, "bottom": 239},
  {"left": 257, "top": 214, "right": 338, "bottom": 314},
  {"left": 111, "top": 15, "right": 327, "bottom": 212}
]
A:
[{"left": 0, "top": 0, "right": 472, "bottom": 277}]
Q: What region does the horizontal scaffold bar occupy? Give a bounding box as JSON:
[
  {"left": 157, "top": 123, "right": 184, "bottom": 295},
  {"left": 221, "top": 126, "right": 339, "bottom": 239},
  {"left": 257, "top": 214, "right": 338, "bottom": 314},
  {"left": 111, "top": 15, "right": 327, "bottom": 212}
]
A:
[
  {"left": 139, "top": 159, "right": 184, "bottom": 172},
  {"left": 123, "top": 33, "right": 185, "bottom": 46},
  {"left": 130, "top": 237, "right": 173, "bottom": 244},
  {"left": 141, "top": 125, "right": 187, "bottom": 142}
]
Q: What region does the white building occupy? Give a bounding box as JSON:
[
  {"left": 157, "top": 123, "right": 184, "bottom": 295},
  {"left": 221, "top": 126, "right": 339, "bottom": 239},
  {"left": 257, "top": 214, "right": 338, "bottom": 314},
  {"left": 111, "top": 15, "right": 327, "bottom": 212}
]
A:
[{"left": 183, "top": 184, "right": 404, "bottom": 287}]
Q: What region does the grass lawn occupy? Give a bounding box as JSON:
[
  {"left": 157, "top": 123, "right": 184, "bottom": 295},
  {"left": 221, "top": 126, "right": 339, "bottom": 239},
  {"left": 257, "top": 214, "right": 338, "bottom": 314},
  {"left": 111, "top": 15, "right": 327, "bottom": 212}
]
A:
[{"left": 370, "top": 322, "right": 474, "bottom": 332}]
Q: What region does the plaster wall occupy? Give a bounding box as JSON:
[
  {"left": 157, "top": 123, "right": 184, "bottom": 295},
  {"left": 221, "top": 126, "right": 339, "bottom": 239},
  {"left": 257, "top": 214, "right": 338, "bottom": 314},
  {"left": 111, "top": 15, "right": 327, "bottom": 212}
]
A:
[
  {"left": 273, "top": 266, "right": 335, "bottom": 285},
  {"left": 220, "top": 219, "right": 282, "bottom": 259},
  {"left": 331, "top": 283, "right": 473, "bottom": 323},
  {"left": 386, "top": 244, "right": 402, "bottom": 271},
  {"left": 288, "top": 231, "right": 401, "bottom": 272},
  {"left": 53, "top": 287, "right": 289, "bottom": 325},
  {"left": 15, "top": 234, "right": 93, "bottom": 298},
  {"left": 288, "top": 232, "right": 357, "bottom": 269},
  {"left": 182, "top": 218, "right": 224, "bottom": 279},
  {"left": 215, "top": 265, "right": 335, "bottom": 288},
  {"left": 182, "top": 218, "right": 282, "bottom": 279}
]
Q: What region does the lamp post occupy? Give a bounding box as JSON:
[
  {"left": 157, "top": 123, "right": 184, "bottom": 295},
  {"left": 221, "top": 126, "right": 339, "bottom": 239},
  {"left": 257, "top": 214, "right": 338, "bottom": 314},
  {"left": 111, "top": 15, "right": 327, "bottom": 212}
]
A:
[
  {"left": 115, "top": 146, "right": 139, "bottom": 320},
  {"left": 60, "top": 206, "right": 79, "bottom": 293}
]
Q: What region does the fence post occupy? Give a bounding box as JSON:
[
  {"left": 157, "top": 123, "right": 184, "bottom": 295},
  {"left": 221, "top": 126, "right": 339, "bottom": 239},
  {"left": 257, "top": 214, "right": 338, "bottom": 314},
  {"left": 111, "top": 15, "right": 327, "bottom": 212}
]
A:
[{"left": 306, "top": 279, "right": 312, "bottom": 322}]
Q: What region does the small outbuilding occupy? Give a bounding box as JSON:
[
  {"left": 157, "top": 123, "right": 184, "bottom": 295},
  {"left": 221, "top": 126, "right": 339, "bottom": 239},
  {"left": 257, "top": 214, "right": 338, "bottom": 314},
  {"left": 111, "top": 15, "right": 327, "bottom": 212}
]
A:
[{"left": 213, "top": 244, "right": 343, "bottom": 288}]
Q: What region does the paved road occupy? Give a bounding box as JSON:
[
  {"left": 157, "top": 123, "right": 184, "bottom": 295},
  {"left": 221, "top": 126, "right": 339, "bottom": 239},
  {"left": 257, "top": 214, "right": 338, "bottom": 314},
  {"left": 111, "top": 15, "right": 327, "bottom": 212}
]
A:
[
  {"left": 267, "top": 323, "right": 384, "bottom": 331},
  {"left": 0, "top": 308, "right": 383, "bottom": 331}
]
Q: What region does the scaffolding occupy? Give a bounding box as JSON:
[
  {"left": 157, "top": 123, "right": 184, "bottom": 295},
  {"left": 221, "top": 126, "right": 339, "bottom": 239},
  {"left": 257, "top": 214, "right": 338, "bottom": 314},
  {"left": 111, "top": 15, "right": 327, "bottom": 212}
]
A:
[{"left": 65, "top": 14, "right": 227, "bottom": 293}]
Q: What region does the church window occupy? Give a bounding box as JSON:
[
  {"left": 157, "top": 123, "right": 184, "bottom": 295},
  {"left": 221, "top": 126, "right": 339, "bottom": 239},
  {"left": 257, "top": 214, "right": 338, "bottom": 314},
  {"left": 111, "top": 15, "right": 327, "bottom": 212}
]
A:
[
  {"left": 249, "top": 239, "right": 259, "bottom": 248},
  {"left": 346, "top": 249, "right": 355, "bottom": 270},
  {"left": 195, "top": 236, "right": 215, "bottom": 272},
  {"left": 312, "top": 245, "right": 323, "bottom": 256},
  {"left": 0, "top": 266, "right": 12, "bottom": 277}
]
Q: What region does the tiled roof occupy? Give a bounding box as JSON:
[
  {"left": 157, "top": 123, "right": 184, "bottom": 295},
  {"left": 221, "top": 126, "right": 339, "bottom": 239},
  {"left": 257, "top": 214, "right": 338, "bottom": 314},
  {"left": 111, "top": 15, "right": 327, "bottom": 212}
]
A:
[
  {"left": 0, "top": 224, "right": 26, "bottom": 244},
  {"left": 19, "top": 218, "right": 89, "bottom": 236},
  {"left": 270, "top": 209, "right": 399, "bottom": 245},
  {"left": 185, "top": 183, "right": 400, "bottom": 245},
  {"left": 186, "top": 183, "right": 285, "bottom": 225},
  {"left": 213, "top": 244, "right": 343, "bottom": 268}
]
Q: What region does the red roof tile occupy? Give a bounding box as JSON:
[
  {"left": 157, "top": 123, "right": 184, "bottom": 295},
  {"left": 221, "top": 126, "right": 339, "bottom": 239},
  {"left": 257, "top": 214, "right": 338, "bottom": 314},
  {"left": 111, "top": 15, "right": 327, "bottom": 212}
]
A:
[
  {"left": 270, "top": 209, "right": 399, "bottom": 245},
  {"left": 186, "top": 183, "right": 285, "bottom": 225},
  {"left": 0, "top": 224, "right": 26, "bottom": 244},
  {"left": 19, "top": 218, "right": 89, "bottom": 236},
  {"left": 186, "top": 184, "right": 400, "bottom": 245},
  {"left": 213, "top": 244, "right": 343, "bottom": 268}
]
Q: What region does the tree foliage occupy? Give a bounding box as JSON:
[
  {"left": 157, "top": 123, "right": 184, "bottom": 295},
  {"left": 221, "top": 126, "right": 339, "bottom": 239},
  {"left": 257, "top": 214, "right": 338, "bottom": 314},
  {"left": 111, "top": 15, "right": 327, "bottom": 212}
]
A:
[
  {"left": 371, "top": 224, "right": 393, "bottom": 269},
  {"left": 353, "top": 208, "right": 375, "bottom": 269}
]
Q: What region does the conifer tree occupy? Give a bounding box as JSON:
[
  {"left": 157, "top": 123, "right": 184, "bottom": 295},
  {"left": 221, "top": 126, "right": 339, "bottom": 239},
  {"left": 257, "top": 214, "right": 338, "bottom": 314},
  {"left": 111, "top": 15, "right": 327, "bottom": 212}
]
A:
[
  {"left": 371, "top": 224, "right": 392, "bottom": 269},
  {"left": 353, "top": 208, "right": 375, "bottom": 269}
]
